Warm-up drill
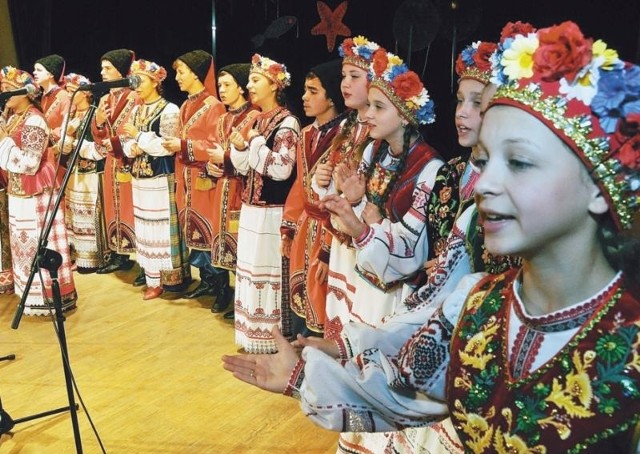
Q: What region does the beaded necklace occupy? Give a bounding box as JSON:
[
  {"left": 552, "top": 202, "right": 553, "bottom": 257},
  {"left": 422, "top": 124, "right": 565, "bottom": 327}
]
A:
[{"left": 364, "top": 136, "right": 412, "bottom": 217}]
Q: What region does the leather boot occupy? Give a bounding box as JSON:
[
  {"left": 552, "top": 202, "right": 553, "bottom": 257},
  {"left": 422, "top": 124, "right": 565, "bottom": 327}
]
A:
[
  {"left": 133, "top": 268, "right": 146, "bottom": 287},
  {"left": 96, "top": 254, "right": 135, "bottom": 274},
  {"left": 183, "top": 269, "right": 216, "bottom": 299},
  {"left": 211, "top": 272, "right": 233, "bottom": 313}
]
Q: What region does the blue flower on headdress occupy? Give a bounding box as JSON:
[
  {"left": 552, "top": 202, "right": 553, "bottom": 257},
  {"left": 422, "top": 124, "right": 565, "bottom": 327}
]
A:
[
  {"left": 461, "top": 45, "right": 476, "bottom": 67},
  {"left": 358, "top": 46, "right": 374, "bottom": 61},
  {"left": 592, "top": 65, "right": 640, "bottom": 133},
  {"left": 388, "top": 63, "right": 408, "bottom": 81},
  {"left": 416, "top": 98, "right": 436, "bottom": 125}
]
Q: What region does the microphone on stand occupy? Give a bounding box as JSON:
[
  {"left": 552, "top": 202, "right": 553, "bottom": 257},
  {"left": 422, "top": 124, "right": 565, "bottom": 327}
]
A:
[
  {"left": 75, "top": 75, "right": 141, "bottom": 93},
  {"left": 0, "top": 84, "right": 38, "bottom": 102}
]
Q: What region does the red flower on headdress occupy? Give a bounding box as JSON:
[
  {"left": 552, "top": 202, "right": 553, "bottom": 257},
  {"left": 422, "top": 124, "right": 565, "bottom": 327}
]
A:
[
  {"left": 372, "top": 49, "right": 388, "bottom": 77},
  {"left": 341, "top": 38, "right": 355, "bottom": 57},
  {"left": 618, "top": 136, "right": 640, "bottom": 170},
  {"left": 473, "top": 42, "right": 497, "bottom": 71},
  {"left": 612, "top": 113, "right": 640, "bottom": 170},
  {"left": 533, "top": 21, "right": 593, "bottom": 83},
  {"left": 251, "top": 54, "right": 261, "bottom": 65},
  {"left": 391, "top": 71, "right": 423, "bottom": 100},
  {"left": 268, "top": 63, "right": 284, "bottom": 77},
  {"left": 455, "top": 55, "right": 466, "bottom": 76},
  {"left": 500, "top": 21, "right": 535, "bottom": 41}
]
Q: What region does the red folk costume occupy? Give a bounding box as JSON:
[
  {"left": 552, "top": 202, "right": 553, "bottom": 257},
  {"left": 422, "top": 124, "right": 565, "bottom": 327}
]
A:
[
  {"left": 35, "top": 54, "right": 70, "bottom": 175},
  {"left": 35, "top": 54, "right": 70, "bottom": 145},
  {"left": 282, "top": 113, "right": 345, "bottom": 332},
  {"left": 174, "top": 52, "right": 225, "bottom": 254},
  {"left": 281, "top": 59, "right": 347, "bottom": 334},
  {"left": 210, "top": 101, "right": 259, "bottom": 270},
  {"left": 91, "top": 49, "right": 139, "bottom": 255}
]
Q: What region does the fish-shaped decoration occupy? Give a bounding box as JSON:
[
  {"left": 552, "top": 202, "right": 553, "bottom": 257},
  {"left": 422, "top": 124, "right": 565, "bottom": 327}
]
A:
[{"left": 251, "top": 15, "right": 298, "bottom": 48}]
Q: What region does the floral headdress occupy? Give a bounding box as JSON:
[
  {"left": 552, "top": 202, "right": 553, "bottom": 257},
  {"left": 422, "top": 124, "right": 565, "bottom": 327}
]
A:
[
  {"left": 63, "top": 73, "right": 91, "bottom": 90},
  {"left": 250, "top": 54, "right": 291, "bottom": 89},
  {"left": 369, "top": 49, "right": 435, "bottom": 127},
  {"left": 339, "top": 35, "right": 381, "bottom": 70},
  {"left": 0, "top": 66, "right": 35, "bottom": 90},
  {"left": 456, "top": 41, "right": 497, "bottom": 85},
  {"left": 130, "top": 59, "right": 167, "bottom": 83},
  {"left": 488, "top": 20, "right": 640, "bottom": 230}
]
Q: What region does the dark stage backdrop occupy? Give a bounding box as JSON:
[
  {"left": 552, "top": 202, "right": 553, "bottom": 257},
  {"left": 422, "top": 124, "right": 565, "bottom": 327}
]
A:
[{"left": 8, "top": 0, "right": 640, "bottom": 160}]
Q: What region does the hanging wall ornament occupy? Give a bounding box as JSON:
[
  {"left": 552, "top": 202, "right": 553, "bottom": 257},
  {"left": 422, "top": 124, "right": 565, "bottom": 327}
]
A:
[
  {"left": 311, "top": 1, "right": 352, "bottom": 52},
  {"left": 434, "top": 0, "right": 482, "bottom": 93},
  {"left": 392, "top": 0, "right": 440, "bottom": 68},
  {"left": 251, "top": 16, "right": 298, "bottom": 48}
]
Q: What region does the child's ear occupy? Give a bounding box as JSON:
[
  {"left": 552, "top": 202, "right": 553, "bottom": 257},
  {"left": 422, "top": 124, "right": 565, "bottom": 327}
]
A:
[{"left": 588, "top": 186, "right": 609, "bottom": 216}]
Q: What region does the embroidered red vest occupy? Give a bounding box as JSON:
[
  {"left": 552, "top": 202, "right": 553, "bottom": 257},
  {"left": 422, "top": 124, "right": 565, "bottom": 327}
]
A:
[{"left": 448, "top": 270, "right": 640, "bottom": 453}]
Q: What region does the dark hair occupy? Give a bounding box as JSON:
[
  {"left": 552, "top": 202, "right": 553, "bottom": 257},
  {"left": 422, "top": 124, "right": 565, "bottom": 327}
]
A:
[
  {"left": 599, "top": 215, "right": 640, "bottom": 287},
  {"left": 275, "top": 88, "right": 287, "bottom": 108}
]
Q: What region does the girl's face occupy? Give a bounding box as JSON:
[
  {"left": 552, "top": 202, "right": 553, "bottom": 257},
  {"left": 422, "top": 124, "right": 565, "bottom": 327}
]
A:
[
  {"left": 1, "top": 83, "right": 27, "bottom": 110},
  {"left": 33, "top": 63, "right": 53, "bottom": 85},
  {"left": 455, "top": 79, "right": 485, "bottom": 148},
  {"left": 340, "top": 63, "right": 368, "bottom": 110},
  {"left": 474, "top": 106, "right": 607, "bottom": 261},
  {"left": 246, "top": 72, "right": 275, "bottom": 109},
  {"left": 135, "top": 74, "right": 158, "bottom": 102},
  {"left": 66, "top": 86, "right": 90, "bottom": 107},
  {"left": 364, "top": 87, "right": 404, "bottom": 143}
]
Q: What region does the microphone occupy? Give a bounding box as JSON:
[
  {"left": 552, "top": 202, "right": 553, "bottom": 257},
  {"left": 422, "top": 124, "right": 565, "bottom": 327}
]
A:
[
  {"left": 76, "top": 75, "right": 141, "bottom": 93},
  {"left": 0, "top": 84, "right": 38, "bottom": 102}
]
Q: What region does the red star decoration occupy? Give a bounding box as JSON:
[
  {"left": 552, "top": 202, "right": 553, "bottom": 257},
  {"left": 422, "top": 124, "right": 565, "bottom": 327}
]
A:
[{"left": 310, "top": 1, "right": 351, "bottom": 52}]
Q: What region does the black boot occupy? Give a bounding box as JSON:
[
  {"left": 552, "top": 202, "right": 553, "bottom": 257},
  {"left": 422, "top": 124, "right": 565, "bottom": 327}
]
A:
[
  {"left": 211, "top": 272, "right": 233, "bottom": 313},
  {"left": 183, "top": 269, "right": 216, "bottom": 299},
  {"left": 132, "top": 268, "right": 146, "bottom": 287},
  {"left": 96, "top": 254, "right": 134, "bottom": 274}
]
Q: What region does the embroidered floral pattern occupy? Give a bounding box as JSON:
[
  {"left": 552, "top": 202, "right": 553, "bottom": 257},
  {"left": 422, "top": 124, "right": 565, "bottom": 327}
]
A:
[{"left": 449, "top": 271, "right": 640, "bottom": 453}]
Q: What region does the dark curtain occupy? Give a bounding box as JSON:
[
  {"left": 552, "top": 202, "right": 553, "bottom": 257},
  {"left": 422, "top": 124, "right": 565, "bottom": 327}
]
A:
[{"left": 9, "top": 0, "right": 53, "bottom": 69}]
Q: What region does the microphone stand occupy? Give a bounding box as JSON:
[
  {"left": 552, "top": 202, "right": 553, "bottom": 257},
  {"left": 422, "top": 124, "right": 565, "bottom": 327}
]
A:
[{"left": 7, "top": 95, "right": 103, "bottom": 454}]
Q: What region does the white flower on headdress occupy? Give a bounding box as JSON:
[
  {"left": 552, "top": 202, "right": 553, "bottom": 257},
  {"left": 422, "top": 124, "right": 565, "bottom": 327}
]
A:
[
  {"left": 559, "top": 65, "right": 599, "bottom": 104},
  {"left": 407, "top": 89, "right": 429, "bottom": 110},
  {"left": 501, "top": 33, "right": 538, "bottom": 81}
]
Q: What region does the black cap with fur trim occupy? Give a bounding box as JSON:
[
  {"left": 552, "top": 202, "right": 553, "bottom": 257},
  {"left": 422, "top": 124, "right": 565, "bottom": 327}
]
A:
[
  {"left": 101, "top": 49, "right": 135, "bottom": 78},
  {"left": 35, "top": 54, "right": 65, "bottom": 83},
  {"left": 309, "top": 59, "right": 345, "bottom": 113},
  {"left": 177, "top": 50, "right": 212, "bottom": 84},
  {"left": 218, "top": 63, "right": 250, "bottom": 93}
]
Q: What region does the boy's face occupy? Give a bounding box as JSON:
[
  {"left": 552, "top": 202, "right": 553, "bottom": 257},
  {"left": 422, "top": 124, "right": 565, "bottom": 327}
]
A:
[
  {"left": 474, "top": 105, "right": 606, "bottom": 260},
  {"left": 302, "top": 76, "right": 333, "bottom": 120},
  {"left": 101, "top": 60, "right": 122, "bottom": 81},
  {"left": 174, "top": 61, "right": 198, "bottom": 94},
  {"left": 218, "top": 73, "right": 244, "bottom": 108},
  {"left": 455, "top": 79, "right": 485, "bottom": 148}
]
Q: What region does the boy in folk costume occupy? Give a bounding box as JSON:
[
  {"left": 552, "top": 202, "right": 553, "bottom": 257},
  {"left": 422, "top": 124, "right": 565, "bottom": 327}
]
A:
[
  {"left": 163, "top": 50, "right": 225, "bottom": 298},
  {"left": 280, "top": 59, "right": 346, "bottom": 337},
  {"left": 205, "top": 63, "right": 259, "bottom": 314},
  {"left": 33, "top": 54, "right": 70, "bottom": 166},
  {"left": 91, "top": 48, "right": 140, "bottom": 275}
]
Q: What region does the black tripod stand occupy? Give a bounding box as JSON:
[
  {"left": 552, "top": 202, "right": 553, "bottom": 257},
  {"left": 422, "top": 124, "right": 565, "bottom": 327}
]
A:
[{"left": 6, "top": 99, "right": 101, "bottom": 454}]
